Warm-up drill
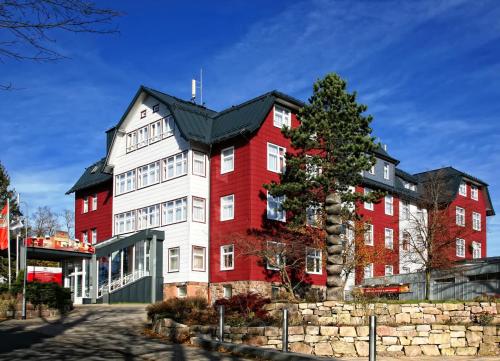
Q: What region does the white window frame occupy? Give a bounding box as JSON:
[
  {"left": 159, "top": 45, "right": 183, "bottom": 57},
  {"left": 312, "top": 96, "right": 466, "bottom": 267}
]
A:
[
  {"left": 273, "top": 105, "right": 291, "bottom": 128},
  {"left": 163, "top": 152, "right": 188, "bottom": 180},
  {"left": 456, "top": 238, "right": 465, "bottom": 258},
  {"left": 83, "top": 196, "right": 89, "bottom": 213},
  {"left": 364, "top": 188, "right": 373, "bottom": 210},
  {"left": 459, "top": 181, "right": 467, "bottom": 196},
  {"left": 220, "top": 245, "right": 234, "bottom": 271},
  {"left": 267, "top": 143, "right": 286, "bottom": 173},
  {"left": 223, "top": 285, "right": 232, "bottom": 298},
  {"left": 456, "top": 206, "right": 465, "bottom": 227},
  {"left": 472, "top": 212, "right": 481, "bottom": 231},
  {"left": 220, "top": 194, "right": 234, "bottom": 221},
  {"left": 402, "top": 266, "right": 411, "bottom": 274},
  {"left": 162, "top": 197, "right": 188, "bottom": 225},
  {"left": 149, "top": 119, "right": 162, "bottom": 144},
  {"left": 385, "top": 228, "right": 394, "bottom": 249},
  {"left": 192, "top": 246, "right": 206, "bottom": 272},
  {"left": 266, "top": 241, "right": 285, "bottom": 270},
  {"left": 115, "top": 170, "right": 136, "bottom": 195},
  {"left": 471, "top": 185, "right": 479, "bottom": 201},
  {"left": 126, "top": 131, "right": 138, "bottom": 152},
  {"left": 385, "top": 265, "right": 394, "bottom": 276},
  {"left": 177, "top": 285, "right": 187, "bottom": 298},
  {"left": 91, "top": 228, "right": 97, "bottom": 244},
  {"left": 305, "top": 248, "right": 322, "bottom": 274},
  {"left": 384, "top": 195, "right": 393, "bottom": 216},
  {"left": 114, "top": 211, "right": 136, "bottom": 235},
  {"left": 364, "top": 263, "right": 373, "bottom": 279},
  {"left": 192, "top": 197, "right": 206, "bottom": 223},
  {"left": 137, "top": 126, "right": 149, "bottom": 148},
  {"left": 221, "top": 146, "right": 234, "bottom": 174},
  {"left": 306, "top": 205, "right": 321, "bottom": 227},
  {"left": 82, "top": 231, "right": 88, "bottom": 244},
  {"left": 267, "top": 192, "right": 286, "bottom": 222},
  {"left": 138, "top": 161, "right": 160, "bottom": 188},
  {"left": 163, "top": 116, "right": 174, "bottom": 138},
  {"left": 92, "top": 194, "right": 98, "bottom": 211},
  {"left": 401, "top": 201, "right": 410, "bottom": 220},
  {"left": 192, "top": 151, "right": 206, "bottom": 177},
  {"left": 402, "top": 231, "right": 410, "bottom": 251},
  {"left": 472, "top": 241, "right": 481, "bottom": 259},
  {"left": 138, "top": 204, "right": 160, "bottom": 230},
  {"left": 168, "top": 247, "right": 180, "bottom": 272},
  {"left": 383, "top": 163, "right": 390, "bottom": 180},
  {"left": 369, "top": 164, "right": 375, "bottom": 175},
  {"left": 364, "top": 223, "right": 374, "bottom": 246}
]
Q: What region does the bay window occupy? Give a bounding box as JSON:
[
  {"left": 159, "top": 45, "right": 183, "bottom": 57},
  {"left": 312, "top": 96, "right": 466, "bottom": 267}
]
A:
[
  {"left": 138, "top": 161, "right": 160, "bottom": 188},
  {"left": 192, "top": 246, "right": 206, "bottom": 271},
  {"left": 164, "top": 152, "right": 187, "bottom": 180},
  {"left": 192, "top": 197, "right": 206, "bottom": 222},
  {"left": 162, "top": 197, "right": 187, "bottom": 225},
  {"left": 115, "top": 170, "right": 136, "bottom": 195},
  {"left": 138, "top": 204, "right": 160, "bottom": 229},
  {"left": 168, "top": 247, "right": 180, "bottom": 272},
  {"left": 115, "top": 211, "right": 136, "bottom": 234},
  {"left": 192, "top": 151, "right": 206, "bottom": 176}
]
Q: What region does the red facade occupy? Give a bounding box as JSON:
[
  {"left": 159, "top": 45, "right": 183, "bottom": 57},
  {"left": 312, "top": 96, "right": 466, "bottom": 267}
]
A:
[{"left": 74, "top": 180, "right": 113, "bottom": 244}]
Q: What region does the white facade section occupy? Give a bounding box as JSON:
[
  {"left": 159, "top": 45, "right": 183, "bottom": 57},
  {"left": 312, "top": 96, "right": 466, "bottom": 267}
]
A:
[
  {"left": 399, "top": 199, "right": 428, "bottom": 274},
  {"left": 107, "top": 93, "right": 210, "bottom": 286}
]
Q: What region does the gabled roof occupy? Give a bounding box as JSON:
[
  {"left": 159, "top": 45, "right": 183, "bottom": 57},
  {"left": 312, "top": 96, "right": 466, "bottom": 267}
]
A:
[
  {"left": 66, "top": 158, "right": 112, "bottom": 194},
  {"left": 396, "top": 168, "right": 418, "bottom": 183},
  {"left": 414, "top": 167, "right": 495, "bottom": 216},
  {"left": 373, "top": 145, "right": 400, "bottom": 165}
]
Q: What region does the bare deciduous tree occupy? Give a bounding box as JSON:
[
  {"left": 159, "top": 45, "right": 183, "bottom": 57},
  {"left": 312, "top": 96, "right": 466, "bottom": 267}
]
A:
[
  {"left": 61, "top": 208, "right": 74, "bottom": 238},
  {"left": 0, "top": 0, "right": 121, "bottom": 89},
  {"left": 400, "top": 170, "right": 470, "bottom": 300},
  {"left": 31, "top": 206, "right": 60, "bottom": 237}
]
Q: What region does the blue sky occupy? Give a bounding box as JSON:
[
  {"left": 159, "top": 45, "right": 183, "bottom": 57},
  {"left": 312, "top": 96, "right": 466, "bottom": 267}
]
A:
[{"left": 1, "top": 0, "right": 499, "bottom": 255}]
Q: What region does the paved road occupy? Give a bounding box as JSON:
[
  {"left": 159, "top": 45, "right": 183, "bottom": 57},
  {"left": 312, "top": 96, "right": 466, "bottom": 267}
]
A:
[{"left": 0, "top": 305, "right": 247, "bottom": 361}]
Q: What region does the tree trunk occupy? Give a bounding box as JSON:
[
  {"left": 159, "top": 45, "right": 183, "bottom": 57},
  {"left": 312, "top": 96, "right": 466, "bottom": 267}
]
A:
[
  {"left": 425, "top": 268, "right": 431, "bottom": 300},
  {"left": 325, "top": 193, "right": 343, "bottom": 300}
]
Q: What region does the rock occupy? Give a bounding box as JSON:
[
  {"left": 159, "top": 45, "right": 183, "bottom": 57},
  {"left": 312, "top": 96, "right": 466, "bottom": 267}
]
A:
[
  {"left": 416, "top": 325, "right": 431, "bottom": 332},
  {"left": 428, "top": 332, "right": 450, "bottom": 344},
  {"left": 404, "top": 345, "right": 422, "bottom": 356},
  {"left": 304, "top": 335, "right": 329, "bottom": 343},
  {"left": 356, "top": 326, "right": 369, "bottom": 337},
  {"left": 420, "top": 345, "right": 440, "bottom": 356},
  {"left": 431, "top": 324, "right": 449, "bottom": 330},
  {"left": 243, "top": 335, "right": 267, "bottom": 346},
  {"left": 320, "top": 326, "right": 338, "bottom": 336},
  {"left": 483, "top": 326, "right": 496, "bottom": 335},
  {"left": 399, "top": 337, "right": 411, "bottom": 345},
  {"left": 318, "top": 316, "right": 336, "bottom": 325},
  {"left": 479, "top": 342, "right": 499, "bottom": 356},
  {"left": 387, "top": 304, "right": 401, "bottom": 315},
  {"left": 450, "top": 331, "right": 465, "bottom": 337},
  {"left": 305, "top": 326, "right": 319, "bottom": 335},
  {"left": 466, "top": 330, "right": 482, "bottom": 346},
  {"left": 264, "top": 327, "right": 280, "bottom": 337},
  {"left": 314, "top": 342, "right": 333, "bottom": 356},
  {"left": 288, "top": 326, "right": 304, "bottom": 335},
  {"left": 331, "top": 340, "right": 357, "bottom": 356},
  {"left": 247, "top": 327, "right": 265, "bottom": 335},
  {"left": 441, "top": 347, "right": 455, "bottom": 356},
  {"left": 289, "top": 342, "right": 313, "bottom": 354},
  {"left": 423, "top": 307, "right": 441, "bottom": 315},
  {"left": 337, "top": 313, "right": 351, "bottom": 324},
  {"left": 450, "top": 337, "right": 466, "bottom": 347},
  {"left": 288, "top": 335, "right": 305, "bottom": 342},
  {"left": 483, "top": 335, "right": 500, "bottom": 343},
  {"left": 339, "top": 326, "right": 357, "bottom": 337},
  {"left": 411, "top": 337, "right": 428, "bottom": 345},
  {"left": 355, "top": 341, "right": 369, "bottom": 357},
  {"left": 376, "top": 325, "right": 396, "bottom": 336},
  {"left": 442, "top": 303, "right": 464, "bottom": 311},
  {"left": 382, "top": 336, "right": 398, "bottom": 345},
  {"left": 467, "top": 325, "right": 483, "bottom": 331},
  {"left": 455, "top": 347, "right": 477, "bottom": 356},
  {"left": 387, "top": 345, "right": 403, "bottom": 352},
  {"left": 450, "top": 325, "right": 466, "bottom": 331},
  {"left": 396, "top": 313, "right": 411, "bottom": 323}
]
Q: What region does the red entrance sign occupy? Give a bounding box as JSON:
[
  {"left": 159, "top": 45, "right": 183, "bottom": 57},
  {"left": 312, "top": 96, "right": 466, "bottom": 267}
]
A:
[{"left": 361, "top": 284, "right": 410, "bottom": 294}]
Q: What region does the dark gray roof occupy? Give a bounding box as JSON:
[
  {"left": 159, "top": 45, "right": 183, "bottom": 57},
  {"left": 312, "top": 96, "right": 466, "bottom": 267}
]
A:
[
  {"left": 396, "top": 168, "right": 418, "bottom": 183},
  {"left": 415, "top": 167, "right": 495, "bottom": 216},
  {"left": 66, "top": 158, "right": 112, "bottom": 194},
  {"left": 374, "top": 145, "right": 400, "bottom": 165}
]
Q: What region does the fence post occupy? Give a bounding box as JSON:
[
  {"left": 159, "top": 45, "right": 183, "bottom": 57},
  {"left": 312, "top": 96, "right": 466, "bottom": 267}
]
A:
[
  {"left": 218, "top": 305, "right": 225, "bottom": 342},
  {"left": 369, "top": 315, "right": 376, "bottom": 361},
  {"left": 282, "top": 308, "right": 288, "bottom": 352}
]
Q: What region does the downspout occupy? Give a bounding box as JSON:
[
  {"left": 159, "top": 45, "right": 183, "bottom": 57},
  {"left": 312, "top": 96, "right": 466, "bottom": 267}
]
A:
[{"left": 208, "top": 141, "right": 212, "bottom": 304}]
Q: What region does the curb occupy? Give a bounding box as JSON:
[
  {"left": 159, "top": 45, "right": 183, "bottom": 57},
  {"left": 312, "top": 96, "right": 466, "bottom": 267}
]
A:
[{"left": 192, "top": 337, "right": 338, "bottom": 361}]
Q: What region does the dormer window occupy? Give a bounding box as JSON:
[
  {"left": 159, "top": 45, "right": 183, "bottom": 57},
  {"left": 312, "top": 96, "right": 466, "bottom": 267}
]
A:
[
  {"left": 369, "top": 165, "right": 375, "bottom": 175},
  {"left": 153, "top": 104, "right": 160, "bottom": 113},
  {"left": 140, "top": 109, "right": 147, "bottom": 119},
  {"left": 471, "top": 185, "right": 478, "bottom": 201},
  {"left": 273, "top": 105, "right": 291, "bottom": 128},
  {"left": 459, "top": 181, "right": 467, "bottom": 196},
  {"left": 383, "top": 163, "right": 390, "bottom": 180}
]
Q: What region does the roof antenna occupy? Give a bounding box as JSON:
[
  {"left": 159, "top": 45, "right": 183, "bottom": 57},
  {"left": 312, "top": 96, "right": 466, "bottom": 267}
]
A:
[{"left": 191, "top": 69, "right": 204, "bottom": 106}]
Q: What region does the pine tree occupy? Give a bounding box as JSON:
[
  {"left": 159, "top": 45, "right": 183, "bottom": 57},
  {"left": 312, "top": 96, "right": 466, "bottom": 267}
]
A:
[{"left": 266, "top": 73, "right": 383, "bottom": 300}]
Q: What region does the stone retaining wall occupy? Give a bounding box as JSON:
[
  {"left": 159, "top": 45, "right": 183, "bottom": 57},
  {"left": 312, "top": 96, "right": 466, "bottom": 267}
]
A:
[{"left": 151, "top": 301, "right": 500, "bottom": 357}]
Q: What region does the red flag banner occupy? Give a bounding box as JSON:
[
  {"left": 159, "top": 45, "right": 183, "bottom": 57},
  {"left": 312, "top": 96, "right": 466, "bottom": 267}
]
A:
[{"left": 0, "top": 204, "right": 7, "bottom": 250}]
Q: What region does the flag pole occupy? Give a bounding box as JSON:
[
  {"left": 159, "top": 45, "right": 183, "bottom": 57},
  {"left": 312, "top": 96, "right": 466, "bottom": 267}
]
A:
[{"left": 7, "top": 198, "right": 11, "bottom": 288}]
